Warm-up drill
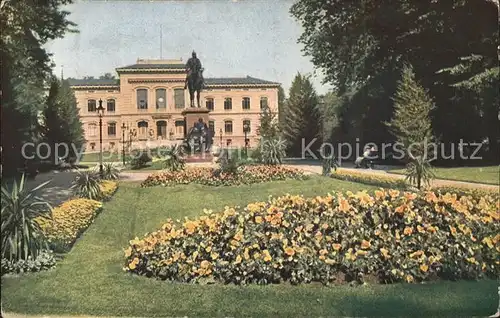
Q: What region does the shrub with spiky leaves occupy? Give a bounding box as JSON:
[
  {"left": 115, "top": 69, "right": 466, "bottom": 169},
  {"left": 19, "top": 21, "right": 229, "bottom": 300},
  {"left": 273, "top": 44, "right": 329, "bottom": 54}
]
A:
[
  {"left": 102, "top": 163, "right": 120, "bottom": 180},
  {"left": 162, "top": 144, "right": 186, "bottom": 172},
  {"left": 1, "top": 175, "right": 51, "bottom": 261},
  {"left": 71, "top": 169, "right": 103, "bottom": 200},
  {"left": 261, "top": 138, "right": 287, "bottom": 165}
]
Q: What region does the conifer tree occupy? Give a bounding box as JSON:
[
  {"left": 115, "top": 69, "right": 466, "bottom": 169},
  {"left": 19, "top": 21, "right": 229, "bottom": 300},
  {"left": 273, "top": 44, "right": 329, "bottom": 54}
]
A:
[
  {"left": 282, "top": 73, "right": 321, "bottom": 157},
  {"left": 42, "top": 77, "right": 84, "bottom": 162},
  {"left": 386, "top": 65, "right": 435, "bottom": 189}
]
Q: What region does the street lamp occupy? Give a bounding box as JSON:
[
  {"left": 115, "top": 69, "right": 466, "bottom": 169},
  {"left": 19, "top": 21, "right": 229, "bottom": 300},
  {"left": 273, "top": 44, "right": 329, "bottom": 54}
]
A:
[
  {"left": 121, "top": 123, "right": 128, "bottom": 165},
  {"left": 219, "top": 128, "right": 223, "bottom": 148},
  {"left": 243, "top": 123, "right": 250, "bottom": 157},
  {"left": 97, "top": 99, "right": 105, "bottom": 178}
]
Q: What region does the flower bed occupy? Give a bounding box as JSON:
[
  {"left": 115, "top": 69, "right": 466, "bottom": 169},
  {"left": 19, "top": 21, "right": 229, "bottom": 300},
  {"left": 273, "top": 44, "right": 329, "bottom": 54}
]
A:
[
  {"left": 35, "top": 199, "right": 103, "bottom": 253},
  {"left": 331, "top": 169, "right": 408, "bottom": 189},
  {"left": 100, "top": 180, "right": 118, "bottom": 200},
  {"left": 141, "top": 166, "right": 306, "bottom": 187},
  {"left": 1, "top": 251, "right": 56, "bottom": 276},
  {"left": 124, "top": 189, "right": 499, "bottom": 285}
]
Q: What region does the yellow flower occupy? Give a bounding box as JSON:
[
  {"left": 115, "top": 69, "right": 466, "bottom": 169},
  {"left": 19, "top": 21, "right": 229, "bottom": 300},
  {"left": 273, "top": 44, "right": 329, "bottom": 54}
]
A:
[
  {"left": 406, "top": 275, "right": 414, "bottom": 283},
  {"left": 262, "top": 250, "right": 272, "bottom": 262},
  {"left": 324, "top": 258, "right": 336, "bottom": 265},
  {"left": 255, "top": 216, "right": 263, "bottom": 224},
  {"left": 332, "top": 243, "right": 342, "bottom": 251},
  {"left": 128, "top": 257, "right": 139, "bottom": 270},
  {"left": 234, "top": 255, "right": 242, "bottom": 264},
  {"left": 124, "top": 247, "right": 132, "bottom": 258},
  {"left": 356, "top": 250, "right": 368, "bottom": 256},
  {"left": 380, "top": 248, "right": 390, "bottom": 259},
  {"left": 200, "top": 260, "right": 211, "bottom": 269},
  {"left": 253, "top": 252, "right": 261, "bottom": 260},
  {"left": 284, "top": 247, "right": 295, "bottom": 256},
  {"left": 410, "top": 250, "right": 424, "bottom": 258},
  {"left": 420, "top": 264, "right": 429, "bottom": 272},
  {"left": 482, "top": 237, "right": 494, "bottom": 249},
  {"left": 338, "top": 197, "right": 351, "bottom": 212},
  {"left": 319, "top": 249, "right": 328, "bottom": 255}
]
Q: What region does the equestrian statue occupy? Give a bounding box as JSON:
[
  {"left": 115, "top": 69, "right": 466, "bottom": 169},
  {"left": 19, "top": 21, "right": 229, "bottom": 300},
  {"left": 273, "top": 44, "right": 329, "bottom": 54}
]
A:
[{"left": 184, "top": 51, "right": 205, "bottom": 108}]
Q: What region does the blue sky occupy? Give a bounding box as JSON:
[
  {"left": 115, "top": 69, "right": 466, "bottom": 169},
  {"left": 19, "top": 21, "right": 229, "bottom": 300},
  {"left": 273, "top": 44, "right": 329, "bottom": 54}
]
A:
[{"left": 44, "top": 0, "right": 331, "bottom": 95}]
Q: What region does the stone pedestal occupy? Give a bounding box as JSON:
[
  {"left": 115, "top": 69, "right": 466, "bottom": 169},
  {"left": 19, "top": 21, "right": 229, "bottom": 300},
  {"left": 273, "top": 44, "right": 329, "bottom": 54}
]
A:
[{"left": 182, "top": 107, "right": 210, "bottom": 137}]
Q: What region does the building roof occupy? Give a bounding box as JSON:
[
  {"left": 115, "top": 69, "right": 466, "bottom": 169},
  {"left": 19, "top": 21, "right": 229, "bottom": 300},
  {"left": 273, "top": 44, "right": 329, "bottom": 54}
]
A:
[{"left": 68, "top": 76, "right": 279, "bottom": 88}]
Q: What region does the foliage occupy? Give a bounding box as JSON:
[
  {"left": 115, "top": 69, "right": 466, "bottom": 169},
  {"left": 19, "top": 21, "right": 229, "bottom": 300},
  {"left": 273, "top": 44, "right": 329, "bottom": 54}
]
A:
[
  {"left": 1, "top": 175, "right": 51, "bottom": 261},
  {"left": 162, "top": 144, "right": 186, "bottom": 172},
  {"left": 322, "top": 157, "right": 338, "bottom": 176},
  {"left": 141, "top": 166, "right": 306, "bottom": 187},
  {"left": 41, "top": 77, "right": 85, "bottom": 162},
  {"left": 99, "top": 180, "right": 118, "bottom": 201},
  {"left": 258, "top": 104, "right": 281, "bottom": 140},
  {"left": 0, "top": 0, "right": 78, "bottom": 175},
  {"left": 330, "top": 169, "right": 408, "bottom": 190},
  {"left": 282, "top": 73, "right": 321, "bottom": 157},
  {"left": 35, "top": 199, "right": 103, "bottom": 253},
  {"left": 124, "top": 189, "right": 499, "bottom": 285},
  {"left": 129, "top": 150, "right": 152, "bottom": 169},
  {"left": 1, "top": 250, "right": 56, "bottom": 276},
  {"left": 71, "top": 169, "right": 103, "bottom": 200},
  {"left": 261, "top": 138, "right": 287, "bottom": 165},
  {"left": 289, "top": 0, "right": 499, "bottom": 160},
  {"left": 405, "top": 155, "right": 435, "bottom": 190},
  {"left": 101, "top": 163, "right": 120, "bottom": 180},
  {"left": 385, "top": 65, "right": 436, "bottom": 189},
  {"left": 216, "top": 150, "right": 242, "bottom": 175}
]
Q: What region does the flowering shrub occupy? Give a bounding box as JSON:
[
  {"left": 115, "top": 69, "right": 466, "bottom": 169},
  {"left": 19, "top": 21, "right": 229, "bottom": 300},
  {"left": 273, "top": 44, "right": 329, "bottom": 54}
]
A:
[
  {"left": 35, "top": 199, "right": 103, "bottom": 253},
  {"left": 100, "top": 180, "right": 118, "bottom": 200},
  {"left": 141, "top": 165, "right": 306, "bottom": 187},
  {"left": 124, "top": 189, "right": 499, "bottom": 285},
  {"left": 331, "top": 169, "right": 408, "bottom": 189},
  {"left": 1, "top": 250, "right": 56, "bottom": 276}
]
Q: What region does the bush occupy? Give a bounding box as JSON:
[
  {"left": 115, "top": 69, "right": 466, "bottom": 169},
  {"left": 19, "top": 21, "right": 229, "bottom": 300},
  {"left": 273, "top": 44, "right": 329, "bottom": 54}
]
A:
[
  {"left": 102, "top": 163, "right": 120, "bottom": 180},
  {"left": 162, "top": 144, "right": 185, "bottom": 172},
  {"left": 100, "top": 180, "right": 118, "bottom": 201},
  {"left": 331, "top": 169, "right": 408, "bottom": 189},
  {"left": 124, "top": 189, "right": 499, "bottom": 285},
  {"left": 1, "top": 250, "right": 56, "bottom": 276},
  {"left": 129, "top": 150, "right": 152, "bottom": 169},
  {"left": 1, "top": 175, "right": 51, "bottom": 261},
  {"left": 141, "top": 166, "right": 306, "bottom": 187},
  {"left": 261, "top": 138, "right": 287, "bottom": 165},
  {"left": 35, "top": 199, "right": 103, "bottom": 253},
  {"left": 71, "top": 169, "right": 103, "bottom": 200}
]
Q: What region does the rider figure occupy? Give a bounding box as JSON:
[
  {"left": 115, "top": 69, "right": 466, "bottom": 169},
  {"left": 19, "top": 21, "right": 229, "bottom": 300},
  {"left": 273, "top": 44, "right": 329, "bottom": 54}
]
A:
[{"left": 184, "top": 51, "right": 203, "bottom": 89}]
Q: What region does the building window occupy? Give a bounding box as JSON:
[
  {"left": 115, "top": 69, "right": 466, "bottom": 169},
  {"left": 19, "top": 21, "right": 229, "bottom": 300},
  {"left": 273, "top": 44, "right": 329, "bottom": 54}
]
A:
[
  {"left": 224, "top": 120, "right": 233, "bottom": 134},
  {"left": 260, "top": 97, "right": 268, "bottom": 110},
  {"left": 206, "top": 97, "right": 214, "bottom": 111},
  {"left": 209, "top": 120, "right": 215, "bottom": 133},
  {"left": 156, "top": 121, "right": 167, "bottom": 138},
  {"left": 107, "top": 99, "right": 115, "bottom": 112},
  {"left": 226, "top": 139, "right": 232, "bottom": 146},
  {"left": 175, "top": 120, "right": 185, "bottom": 135},
  {"left": 138, "top": 121, "right": 148, "bottom": 137},
  {"left": 224, "top": 98, "right": 232, "bottom": 110},
  {"left": 107, "top": 122, "right": 116, "bottom": 136},
  {"left": 137, "top": 89, "right": 148, "bottom": 109},
  {"left": 174, "top": 89, "right": 184, "bottom": 108},
  {"left": 243, "top": 119, "right": 251, "bottom": 133},
  {"left": 156, "top": 88, "right": 166, "bottom": 109},
  {"left": 90, "top": 143, "right": 95, "bottom": 150},
  {"left": 88, "top": 99, "right": 96, "bottom": 112},
  {"left": 88, "top": 123, "right": 97, "bottom": 137},
  {"left": 110, "top": 142, "right": 115, "bottom": 149},
  {"left": 242, "top": 97, "right": 251, "bottom": 110}
]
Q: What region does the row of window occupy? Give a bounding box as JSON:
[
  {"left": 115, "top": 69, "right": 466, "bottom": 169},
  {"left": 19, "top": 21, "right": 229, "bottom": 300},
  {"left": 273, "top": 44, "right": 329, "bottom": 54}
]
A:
[
  {"left": 86, "top": 119, "right": 252, "bottom": 137},
  {"left": 86, "top": 95, "right": 269, "bottom": 112}
]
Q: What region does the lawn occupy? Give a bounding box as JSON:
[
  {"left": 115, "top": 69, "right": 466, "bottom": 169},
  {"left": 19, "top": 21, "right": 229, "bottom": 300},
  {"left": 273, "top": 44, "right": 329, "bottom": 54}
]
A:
[
  {"left": 79, "top": 151, "right": 122, "bottom": 163},
  {"left": 2, "top": 176, "right": 498, "bottom": 317},
  {"left": 389, "top": 165, "right": 499, "bottom": 185}
]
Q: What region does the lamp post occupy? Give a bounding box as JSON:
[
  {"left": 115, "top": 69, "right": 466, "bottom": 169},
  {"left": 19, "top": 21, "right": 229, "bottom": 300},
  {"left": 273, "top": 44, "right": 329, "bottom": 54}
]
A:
[
  {"left": 219, "top": 128, "right": 223, "bottom": 148},
  {"left": 97, "top": 99, "right": 105, "bottom": 178},
  {"left": 243, "top": 123, "right": 249, "bottom": 157},
  {"left": 121, "top": 123, "right": 127, "bottom": 165}
]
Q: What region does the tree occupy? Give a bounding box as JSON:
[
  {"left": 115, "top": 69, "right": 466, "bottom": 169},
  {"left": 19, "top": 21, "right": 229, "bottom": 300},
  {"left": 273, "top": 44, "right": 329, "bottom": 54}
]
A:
[
  {"left": 1, "top": 0, "right": 77, "bottom": 174},
  {"left": 42, "top": 77, "right": 84, "bottom": 162},
  {"left": 277, "top": 85, "right": 286, "bottom": 128},
  {"left": 282, "top": 73, "right": 321, "bottom": 157},
  {"left": 99, "top": 73, "right": 115, "bottom": 79},
  {"left": 290, "top": 0, "right": 498, "bottom": 161},
  {"left": 385, "top": 65, "right": 435, "bottom": 189}
]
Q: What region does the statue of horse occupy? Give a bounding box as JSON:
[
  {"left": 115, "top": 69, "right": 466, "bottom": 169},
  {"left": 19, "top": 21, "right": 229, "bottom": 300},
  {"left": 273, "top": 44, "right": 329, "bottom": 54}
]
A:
[{"left": 186, "top": 68, "right": 204, "bottom": 108}]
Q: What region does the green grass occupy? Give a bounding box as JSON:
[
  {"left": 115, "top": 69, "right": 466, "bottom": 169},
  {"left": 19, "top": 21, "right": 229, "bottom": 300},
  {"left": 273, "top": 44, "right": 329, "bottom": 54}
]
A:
[
  {"left": 80, "top": 151, "right": 122, "bottom": 163},
  {"left": 389, "top": 165, "right": 499, "bottom": 185},
  {"left": 2, "top": 177, "right": 498, "bottom": 317}
]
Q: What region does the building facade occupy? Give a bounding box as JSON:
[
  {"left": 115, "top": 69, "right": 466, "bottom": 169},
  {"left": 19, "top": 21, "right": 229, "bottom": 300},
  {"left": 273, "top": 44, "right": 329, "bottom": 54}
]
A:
[{"left": 69, "top": 59, "right": 280, "bottom": 151}]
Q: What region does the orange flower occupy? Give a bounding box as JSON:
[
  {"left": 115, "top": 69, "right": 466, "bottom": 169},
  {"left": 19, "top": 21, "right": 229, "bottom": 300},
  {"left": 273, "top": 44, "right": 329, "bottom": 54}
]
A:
[
  {"left": 338, "top": 197, "right": 351, "bottom": 212},
  {"left": 449, "top": 226, "right": 457, "bottom": 236},
  {"left": 332, "top": 243, "right": 342, "bottom": 251},
  {"left": 403, "top": 227, "right": 413, "bottom": 235},
  {"left": 420, "top": 264, "right": 429, "bottom": 272},
  {"left": 361, "top": 240, "right": 371, "bottom": 250},
  {"left": 395, "top": 204, "right": 407, "bottom": 214}
]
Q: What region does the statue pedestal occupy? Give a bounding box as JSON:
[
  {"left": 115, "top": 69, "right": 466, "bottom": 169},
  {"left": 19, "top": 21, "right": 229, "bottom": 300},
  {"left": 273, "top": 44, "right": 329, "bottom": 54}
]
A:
[{"left": 182, "top": 107, "right": 210, "bottom": 138}]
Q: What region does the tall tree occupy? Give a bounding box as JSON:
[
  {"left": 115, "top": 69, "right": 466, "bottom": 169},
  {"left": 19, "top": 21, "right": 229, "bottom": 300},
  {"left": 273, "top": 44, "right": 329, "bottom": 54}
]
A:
[
  {"left": 290, "top": 0, "right": 498, "bottom": 161},
  {"left": 282, "top": 73, "right": 321, "bottom": 157},
  {"left": 42, "top": 77, "right": 85, "bottom": 161},
  {"left": 1, "top": 0, "right": 77, "bottom": 173},
  {"left": 385, "top": 65, "right": 435, "bottom": 189},
  {"left": 99, "top": 73, "right": 115, "bottom": 80},
  {"left": 277, "top": 85, "right": 286, "bottom": 128}
]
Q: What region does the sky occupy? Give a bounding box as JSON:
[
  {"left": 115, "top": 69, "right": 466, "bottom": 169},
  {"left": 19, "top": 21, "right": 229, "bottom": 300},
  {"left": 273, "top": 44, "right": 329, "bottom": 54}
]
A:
[{"left": 44, "top": 0, "right": 331, "bottom": 94}]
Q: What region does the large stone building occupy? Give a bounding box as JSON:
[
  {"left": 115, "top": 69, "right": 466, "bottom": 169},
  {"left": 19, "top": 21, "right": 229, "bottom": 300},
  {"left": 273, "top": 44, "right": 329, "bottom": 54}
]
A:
[{"left": 69, "top": 59, "right": 280, "bottom": 151}]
